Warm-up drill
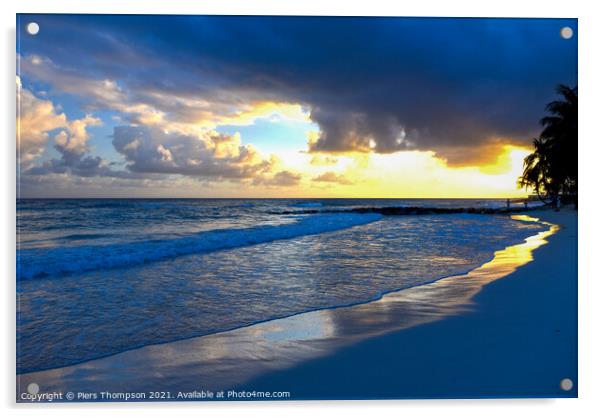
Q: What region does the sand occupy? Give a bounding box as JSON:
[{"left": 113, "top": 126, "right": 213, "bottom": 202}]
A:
[{"left": 242, "top": 209, "right": 578, "bottom": 399}]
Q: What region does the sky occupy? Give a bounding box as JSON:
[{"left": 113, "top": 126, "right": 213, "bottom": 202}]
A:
[{"left": 16, "top": 15, "right": 577, "bottom": 198}]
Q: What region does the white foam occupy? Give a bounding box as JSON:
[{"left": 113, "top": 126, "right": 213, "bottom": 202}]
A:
[{"left": 17, "top": 213, "right": 382, "bottom": 280}]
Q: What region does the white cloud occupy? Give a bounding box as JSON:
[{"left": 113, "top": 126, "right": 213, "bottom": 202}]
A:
[
  {"left": 112, "top": 126, "right": 276, "bottom": 180},
  {"left": 18, "top": 55, "right": 310, "bottom": 187},
  {"left": 18, "top": 77, "right": 111, "bottom": 178},
  {"left": 253, "top": 170, "right": 303, "bottom": 187},
  {"left": 55, "top": 114, "right": 102, "bottom": 156},
  {"left": 312, "top": 171, "right": 354, "bottom": 185},
  {"left": 17, "top": 77, "right": 67, "bottom": 164}
]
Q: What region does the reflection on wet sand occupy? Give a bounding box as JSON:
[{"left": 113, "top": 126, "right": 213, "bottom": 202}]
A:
[{"left": 17, "top": 215, "right": 558, "bottom": 399}]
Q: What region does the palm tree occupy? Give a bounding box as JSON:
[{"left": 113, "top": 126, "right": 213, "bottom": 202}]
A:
[{"left": 518, "top": 85, "right": 577, "bottom": 206}]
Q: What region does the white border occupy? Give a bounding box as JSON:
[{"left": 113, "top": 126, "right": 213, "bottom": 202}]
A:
[{"left": 3, "top": 1, "right": 601, "bottom": 416}]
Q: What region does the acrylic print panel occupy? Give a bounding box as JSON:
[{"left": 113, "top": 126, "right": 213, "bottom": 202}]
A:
[{"left": 16, "top": 14, "right": 578, "bottom": 402}]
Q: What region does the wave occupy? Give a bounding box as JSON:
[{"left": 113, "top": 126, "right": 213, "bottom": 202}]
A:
[
  {"left": 60, "top": 233, "right": 110, "bottom": 241},
  {"left": 16, "top": 214, "right": 549, "bottom": 375},
  {"left": 17, "top": 213, "right": 382, "bottom": 280},
  {"left": 221, "top": 202, "right": 255, "bottom": 209},
  {"left": 291, "top": 202, "right": 323, "bottom": 208}
]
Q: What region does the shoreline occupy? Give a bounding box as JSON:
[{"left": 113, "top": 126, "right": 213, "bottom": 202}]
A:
[
  {"left": 16, "top": 209, "right": 576, "bottom": 401},
  {"left": 242, "top": 208, "right": 578, "bottom": 399},
  {"left": 16, "top": 213, "right": 538, "bottom": 375}
]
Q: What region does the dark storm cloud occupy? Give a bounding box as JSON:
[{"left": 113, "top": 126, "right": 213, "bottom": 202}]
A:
[
  {"left": 26, "top": 154, "right": 128, "bottom": 178},
  {"left": 18, "top": 15, "right": 577, "bottom": 164},
  {"left": 26, "top": 136, "right": 136, "bottom": 179}
]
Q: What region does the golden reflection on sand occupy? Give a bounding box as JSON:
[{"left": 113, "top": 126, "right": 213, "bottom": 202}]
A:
[{"left": 18, "top": 215, "right": 558, "bottom": 396}]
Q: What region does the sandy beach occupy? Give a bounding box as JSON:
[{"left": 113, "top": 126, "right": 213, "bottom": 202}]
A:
[
  {"left": 17, "top": 208, "right": 577, "bottom": 401},
  {"left": 242, "top": 209, "right": 578, "bottom": 399},
  {"left": 14, "top": 13, "right": 580, "bottom": 410}
]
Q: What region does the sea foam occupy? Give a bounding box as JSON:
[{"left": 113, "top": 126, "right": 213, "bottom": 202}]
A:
[{"left": 17, "top": 213, "right": 382, "bottom": 280}]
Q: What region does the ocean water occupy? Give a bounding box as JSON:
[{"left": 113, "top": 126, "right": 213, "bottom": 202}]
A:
[{"left": 16, "top": 198, "right": 546, "bottom": 374}]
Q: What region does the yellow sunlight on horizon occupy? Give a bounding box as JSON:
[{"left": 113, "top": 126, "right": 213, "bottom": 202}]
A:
[{"left": 268, "top": 145, "right": 531, "bottom": 199}]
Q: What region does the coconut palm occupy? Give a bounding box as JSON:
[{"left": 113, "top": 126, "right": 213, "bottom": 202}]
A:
[{"left": 518, "top": 85, "right": 577, "bottom": 205}]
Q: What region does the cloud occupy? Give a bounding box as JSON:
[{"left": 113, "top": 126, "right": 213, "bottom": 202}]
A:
[
  {"left": 310, "top": 154, "right": 339, "bottom": 166},
  {"left": 26, "top": 121, "right": 133, "bottom": 179},
  {"left": 17, "top": 77, "right": 112, "bottom": 178},
  {"left": 253, "top": 170, "right": 302, "bottom": 187},
  {"left": 112, "top": 126, "right": 275, "bottom": 179},
  {"left": 312, "top": 171, "right": 354, "bottom": 185},
  {"left": 18, "top": 15, "right": 577, "bottom": 167},
  {"left": 19, "top": 54, "right": 309, "bottom": 136},
  {"left": 55, "top": 114, "right": 102, "bottom": 156},
  {"left": 27, "top": 154, "right": 123, "bottom": 178},
  {"left": 20, "top": 55, "right": 167, "bottom": 127},
  {"left": 17, "top": 77, "right": 67, "bottom": 165},
  {"left": 211, "top": 101, "right": 310, "bottom": 127},
  {"left": 18, "top": 64, "right": 288, "bottom": 183}
]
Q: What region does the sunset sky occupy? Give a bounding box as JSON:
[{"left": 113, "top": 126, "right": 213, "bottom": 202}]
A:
[{"left": 17, "top": 15, "right": 577, "bottom": 198}]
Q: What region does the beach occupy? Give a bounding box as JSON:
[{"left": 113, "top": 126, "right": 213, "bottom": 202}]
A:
[
  {"left": 244, "top": 209, "right": 578, "bottom": 399},
  {"left": 17, "top": 207, "right": 577, "bottom": 401},
  {"left": 14, "top": 13, "right": 581, "bottom": 410}
]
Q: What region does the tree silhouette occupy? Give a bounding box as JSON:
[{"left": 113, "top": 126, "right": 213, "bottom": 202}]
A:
[{"left": 518, "top": 85, "right": 577, "bottom": 205}]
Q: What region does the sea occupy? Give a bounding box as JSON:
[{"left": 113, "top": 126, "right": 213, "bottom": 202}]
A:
[{"left": 16, "top": 198, "right": 546, "bottom": 374}]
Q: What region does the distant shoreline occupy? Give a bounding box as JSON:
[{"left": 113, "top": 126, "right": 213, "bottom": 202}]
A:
[{"left": 273, "top": 203, "right": 546, "bottom": 216}]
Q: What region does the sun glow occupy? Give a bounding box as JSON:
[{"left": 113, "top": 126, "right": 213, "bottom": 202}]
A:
[
  {"left": 261, "top": 144, "right": 532, "bottom": 198},
  {"left": 211, "top": 102, "right": 311, "bottom": 127}
]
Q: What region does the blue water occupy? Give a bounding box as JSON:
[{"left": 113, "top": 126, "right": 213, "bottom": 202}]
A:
[{"left": 16, "top": 198, "right": 545, "bottom": 374}]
